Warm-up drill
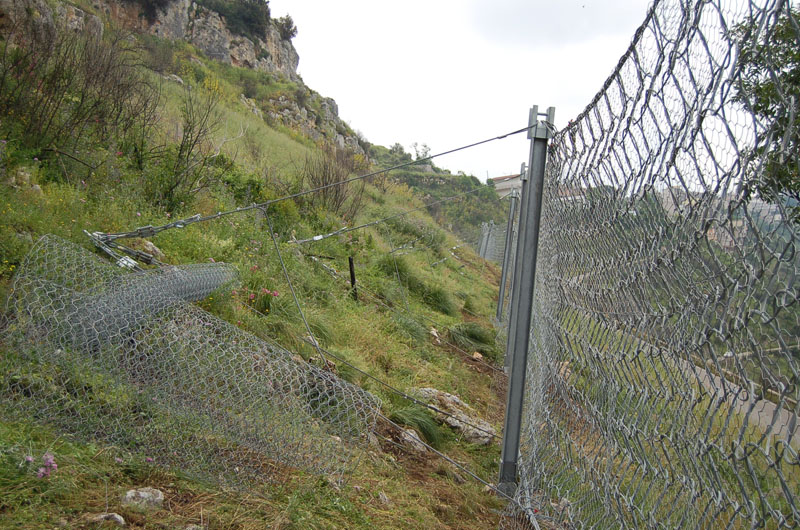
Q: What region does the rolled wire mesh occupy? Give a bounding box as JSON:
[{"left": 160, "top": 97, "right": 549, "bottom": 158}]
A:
[
  {"left": 1, "top": 235, "right": 380, "bottom": 485},
  {"left": 504, "top": 0, "right": 800, "bottom": 528}
]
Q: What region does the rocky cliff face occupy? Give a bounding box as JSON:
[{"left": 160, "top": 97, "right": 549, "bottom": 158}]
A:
[
  {"left": 147, "top": 0, "right": 300, "bottom": 83},
  {"left": 0, "top": 0, "right": 364, "bottom": 153},
  {"left": 142, "top": 0, "right": 363, "bottom": 152}
]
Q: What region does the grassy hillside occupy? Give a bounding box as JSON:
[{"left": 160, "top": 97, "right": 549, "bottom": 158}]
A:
[{"left": 0, "top": 8, "right": 512, "bottom": 529}]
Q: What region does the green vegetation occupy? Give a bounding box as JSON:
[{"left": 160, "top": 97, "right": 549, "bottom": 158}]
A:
[
  {"left": 370, "top": 144, "right": 508, "bottom": 241},
  {"left": 448, "top": 322, "right": 500, "bottom": 362},
  {"left": 735, "top": 7, "right": 800, "bottom": 215},
  {"left": 0, "top": 7, "right": 508, "bottom": 529},
  {"left": 194, "top": 0, "right": 271, "bottom": 43},
  {"left": 389, "top": 406, "right": 444, "bottom": 448}
]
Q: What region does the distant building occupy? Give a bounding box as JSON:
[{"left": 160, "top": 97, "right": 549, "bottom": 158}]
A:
[{"left": 489, "top": 173, "right": 522, "bottom": 198}]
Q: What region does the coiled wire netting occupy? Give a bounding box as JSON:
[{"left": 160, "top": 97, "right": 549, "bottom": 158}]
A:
[
  {"left": 503, "top": 0, "right": 800, "bottom": 528},
  {"left": 1, "top": 235, "right": 380, "bottom": 485}
]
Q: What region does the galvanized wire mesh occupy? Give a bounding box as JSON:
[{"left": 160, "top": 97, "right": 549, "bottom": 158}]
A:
[
  {"left": 505, "top": 0, "right": 800, "bottom": 528},
  {"left": 1, "top": 235, "right": 381, "bottom": 485},
  {"left": 477, "top": 221, "right": 515, "bottom": 264}
]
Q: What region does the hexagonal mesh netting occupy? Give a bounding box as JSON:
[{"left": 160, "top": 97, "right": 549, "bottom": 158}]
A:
[{"left": 1, "top": 235, "right": 380, "bottom": 486}]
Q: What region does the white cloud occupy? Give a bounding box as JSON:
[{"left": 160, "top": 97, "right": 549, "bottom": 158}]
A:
[{"left": 268, "top": 0, "right": 652, "bottom": 180}]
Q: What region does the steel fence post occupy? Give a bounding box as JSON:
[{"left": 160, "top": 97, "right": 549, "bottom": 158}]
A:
[
  {"left": 496, "top": 187, "right": 520, "bottom": 322},
  {"left": 499, "top": 105, "right": 554, "bottom": 496}
]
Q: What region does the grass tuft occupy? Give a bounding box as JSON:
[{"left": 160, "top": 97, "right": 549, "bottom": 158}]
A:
[
  {"left": 389, "top": 405, "right": 443, "bottom": 448},
  {"left": 448, "top": 322, "right": 499, "bottom": 360}
]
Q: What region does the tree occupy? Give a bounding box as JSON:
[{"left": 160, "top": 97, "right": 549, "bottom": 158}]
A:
[
  {"left": 735, "top": 7, "right": 800, "bottom": 210},
  {"left": 411, "top": 142, "right": 431, "bottom": 161},
  {"left": 274, "top": 15, "right": 297, "bottom": 41}
]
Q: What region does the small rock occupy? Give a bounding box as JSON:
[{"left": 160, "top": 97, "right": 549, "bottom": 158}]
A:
[
  {"left": 399, "top": 428, "right": 427, "bottom": 453},
  {"left": 30, "top": 184, "right": 43, "bottom": 195},
  {"left": 141, "top": 240, "right": 164, "bottom": 260},
  {"left": 412, "top": 387, "right": 497, "bottom": 445},
  {"left": 378, "top": 491, "right": 391, "bottom": 506},
  {"left": 9, "top": 167, "right": 32, "bottom": 187},
  {"left": 15, "top": 231, "right": 34, "bottom": 243},
  {"left": 367, "top": 432, "right": 381, "bottom": 451},
  {"left": 429, "top": 327, "right": 441, "bottom": 344},
  {"left": 165, "top": 73, "right": 184, "bottom": 85},
  {"left": 471, "top": 351, "right": 483, "bottom": 361},
  {"left": 121, "top": 487, "right": 164, "bottom": 511},
  {"left": 185, "top": 526, "right": 204, "bottom": 530},
  {"left": 83, "top": 512, "right": 126, "bottom": 526}
]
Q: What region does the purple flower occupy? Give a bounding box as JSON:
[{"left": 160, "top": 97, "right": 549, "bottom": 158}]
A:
[
  {"left": 114, "top": 457, "right": 124, "bottom": 464},
  {"left": 145, "top": 457, "right": 154, "bottom": 463},
  {"left": 208, "top": 258, "right": 215, "bottom": 263},
  {"left": 272, "top": 290, "right": 279, "bottom": 297},
  {"left": 42, "top": 453, "right": 55, "bottom": 467},
  {"left": 37, "top": 467, "right": 49, "bottom": 478},
  {"left": 24, "top": 455, "right": 34, "bottom": 463}
]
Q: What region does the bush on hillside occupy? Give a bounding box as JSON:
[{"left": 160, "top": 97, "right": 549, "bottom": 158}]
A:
[
  {"left": 195, "top": 0, "right": 271, "bottom": 42},
  {"left": 0, "top": 23, "right": 159, "bottom": 163},
  {"left": 300, "top": 143, "right": 367, "bottom": 221},
  {"left": 274, "top": 15, "right": 297, "bottom": 41}
]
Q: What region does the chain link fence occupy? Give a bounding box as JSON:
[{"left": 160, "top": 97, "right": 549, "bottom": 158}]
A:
[
  {"left": 504, "top": 0, "right": 800, "bottom": 528},
  {"left": 476, "top": 221, "right": 513, "bottom": 264},
  {"left": 1, "top": 235, "right": 380, "bottom": 486}
]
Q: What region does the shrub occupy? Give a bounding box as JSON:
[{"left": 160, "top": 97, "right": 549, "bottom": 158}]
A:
[
  {"left": 142, "top": 35, "right": 175, "bottom": 73},
  {"left": 0, "top": 23, "right": 158, "bottom": 161},
  {"left": 195, "top": 0, "right": 271, "bottom": 42},
  {"left": 142, "top": 85, "right": 226, "bottom": 209},
  {"left": 300, "top": 143, "right": 367, "bottom": 221},
  {"left": 274, "top": 15, "right": 297, "bottom": 41}
]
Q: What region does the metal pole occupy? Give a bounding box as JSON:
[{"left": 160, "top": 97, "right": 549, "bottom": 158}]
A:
[
  {"left": 504, "top": 162, "right": 529, "bottom": 372},
  {"left": 486, "top": 220, "right": 496, "bottom": 261},
  {"left": 348, "top": 256, "right": 358, "bottom": 301},
  {"left": 498, "top": 105, "right": 555, "bottom": 496},
  {"left": 496, "top": 188, "right": 520, "bottom": 322}
]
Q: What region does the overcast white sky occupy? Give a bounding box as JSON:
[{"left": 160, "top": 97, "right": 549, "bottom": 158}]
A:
[{"left": 268, "top": 0, "right": 652, "bottom": 181}]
